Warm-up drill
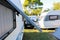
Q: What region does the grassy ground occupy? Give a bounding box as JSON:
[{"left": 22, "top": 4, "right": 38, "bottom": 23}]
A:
[
  {"left": 24, "top": 29, "right": 55, "bottom": 32},
  {"left": 23, "top": 29, "right": 56, "bottom": 40}
]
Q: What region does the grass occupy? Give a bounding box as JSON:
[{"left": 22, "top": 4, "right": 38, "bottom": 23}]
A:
[
  {"left": 24, "top": 29, "right": 55, "bottom": 32},
  {"left": 23, "top": 29, "right": 56, "bottom": 40}
]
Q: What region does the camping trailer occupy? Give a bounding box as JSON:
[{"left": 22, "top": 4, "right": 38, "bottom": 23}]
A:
[
  {"left": 0, "top": 0, "right": 24, "bottom": 40},
  {"left": 39, "top": 10, "right": 60, "bottom": 29}
]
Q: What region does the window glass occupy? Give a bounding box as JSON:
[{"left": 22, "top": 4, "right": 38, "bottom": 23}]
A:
[
  {"left": 44, "top": 15, "right": 59, "bottom": 21},
  {"left": 49, "top": 15, "right": 58, "bottom": 20}
]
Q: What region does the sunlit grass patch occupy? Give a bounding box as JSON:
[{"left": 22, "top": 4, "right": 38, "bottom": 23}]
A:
[
  {"left": 24, "top": 29, "right": 55, "bottom": 32},
  {"left": 42, "top": 30, "right": 55, "bottom": 32},
  {"left": 24, "top": 29, "right": 39, "bottom": 32}
]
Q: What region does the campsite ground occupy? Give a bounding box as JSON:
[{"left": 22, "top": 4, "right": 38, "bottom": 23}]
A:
[{"left": 23, "top": 29, "right": 57, "bottom": 40}]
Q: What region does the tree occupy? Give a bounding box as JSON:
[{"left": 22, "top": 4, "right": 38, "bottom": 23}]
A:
[
  {"left": 53, "top": 2, "right": 60, "bottom": 10},
  {"left": 23, "top": 0, "right": 43, "bottom": 16},
  {"left": 23, "top": 0, "right": 29, "bottom": 7},
  {"left": 24, "top": 9, "right": 30, "bottom": 16},
  {"left": 31, "top": 8, "right": 42, "bottom": 15}
]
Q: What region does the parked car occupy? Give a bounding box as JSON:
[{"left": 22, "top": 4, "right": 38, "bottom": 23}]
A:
[{"left": 24, "top": 16, "right": 38, "bottom": 29}]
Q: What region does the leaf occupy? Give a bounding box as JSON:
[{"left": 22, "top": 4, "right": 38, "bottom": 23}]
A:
[{"left": 53, "top": 2, "right": 60, "bottom": 10}]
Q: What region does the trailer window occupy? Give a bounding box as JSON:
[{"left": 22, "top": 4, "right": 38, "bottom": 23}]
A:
[
  {"left": 49, "top": 15, "right": 58, "bottom": 20},
  {"left": 44, "top": 15, "right": 59, "bottom": 21}
]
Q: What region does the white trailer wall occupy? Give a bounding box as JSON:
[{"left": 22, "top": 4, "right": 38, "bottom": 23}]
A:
[
  {"left": 0, "top": 4, "right": 13, "bottom": 37},
  {"left": 5, "top": 14, "right": 24, "bottom": 40}
]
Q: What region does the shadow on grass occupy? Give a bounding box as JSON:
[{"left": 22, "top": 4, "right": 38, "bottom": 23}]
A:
[{"left": 23, "top": 32, "right": 56, "bottom": 40}]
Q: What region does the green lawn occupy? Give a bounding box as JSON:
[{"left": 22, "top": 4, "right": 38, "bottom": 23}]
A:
[{"left": 23, "top": 29, "right": 56, "bottom": 40}]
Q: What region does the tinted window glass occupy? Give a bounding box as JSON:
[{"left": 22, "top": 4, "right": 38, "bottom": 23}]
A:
[
  {"left": 44, "top": 15, "right": 60, "bottom": 21},
  {"left": 49, "top": 15, "right": 58, "bottom": 20},
  {"left": 44, "top": 15, "right": 49, "bottom": 21}
]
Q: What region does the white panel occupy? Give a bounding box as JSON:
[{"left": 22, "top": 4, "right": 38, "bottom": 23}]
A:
[
  {"left": 7, "top": 0, "right": 23, "bottom": 11},
  {"left": 0, "top": 4, "right": 13, "bottom": 37}
]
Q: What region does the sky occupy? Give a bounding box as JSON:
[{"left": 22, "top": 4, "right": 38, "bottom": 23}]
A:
[
  {"left": 20, "top": 0, "right": 25, "bottom": 5},
  {"left": 41, "top": 0, "right": 60, "bottom": 11},
  {"left": 20, "top": 0, "right": 60, "bottom": 11}
]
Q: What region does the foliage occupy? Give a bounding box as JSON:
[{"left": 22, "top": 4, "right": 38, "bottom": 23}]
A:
[
  {"left": 43, "top": 9, "right": 50, "bottom": 12},
  {"left": 23, "top": 0, "right": 29, "bottom": 7},
  {"left": 30, "top": 0, "right": 43, "bottom": 5},
  {"left": 23, "top": 0, "right": 43, "bottom": 7},
  {"left": 24, "top": 9, "right": 30, "bottom": 16},
  {"left": 23, "top": 0, "right": 43, "bottom": 16},
  {"left": 31, "top": 8, "right": 42, "bottom": 15},
  {"left": 53, "top": 2, "right": 60, "bottom": 10}
]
